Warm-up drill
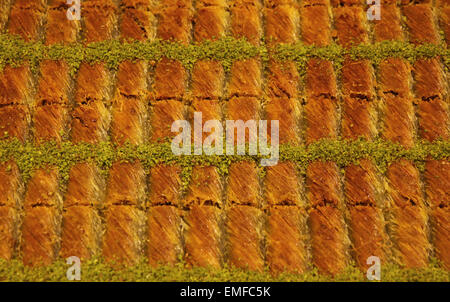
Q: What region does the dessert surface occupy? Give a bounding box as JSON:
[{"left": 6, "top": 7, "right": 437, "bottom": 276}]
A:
[{"left": 0, "top": 0, "right": 449, "bottom": 281}]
